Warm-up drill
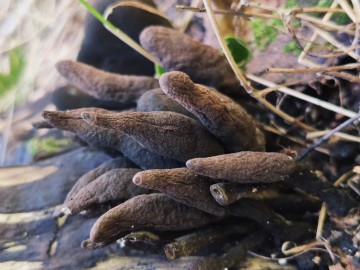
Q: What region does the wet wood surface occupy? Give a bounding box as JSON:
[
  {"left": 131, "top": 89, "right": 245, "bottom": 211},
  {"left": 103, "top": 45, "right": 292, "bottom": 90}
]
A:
[{"left": 0, "top": 147, "right": 196, "bottom": 270}]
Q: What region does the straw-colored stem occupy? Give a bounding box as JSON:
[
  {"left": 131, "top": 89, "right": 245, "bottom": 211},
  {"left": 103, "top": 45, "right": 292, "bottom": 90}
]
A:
[
  {"left": 316, "top": 203, "right": 327, "bottom": 240},
  {"left": 248, "top": 73, "right": 358, "bottom": 118},
  {"left": 353, "top": 166, "right": 360, "bottom": 175},
  {"left": 79, "top": 0, "right": 158, "bottom": 65},
  {"left": 178, "top": 0, "right": 203, "bottom": 32},
  {"left": 333, "top": 170, "right": 355, "bottom": 186},
  {"left": 291, "top": 7, "right": 346, "bottom": 14},
  {"left": 298, "top": 1, "right": 339, "bottom": 68},
  {"left": 305, "top": 21, "right": 358, "bottom": 60},
  {"left": 337, "top": 0, "right": 356, "bottom": 22},
  {"left": 202, "top": 0, "right": 315, "bottom": 132},
  {"left": 307, "top": 130, "right": 360, "bottom": 143},
  {"left": 176, "top": 5, "right": 279, "bottom": 19},
  {"left": 295, "top": 13, "right": 355, "bottom": 34},
  {"left": 268, "top": 63, "right": 360, "bottom": 74}
]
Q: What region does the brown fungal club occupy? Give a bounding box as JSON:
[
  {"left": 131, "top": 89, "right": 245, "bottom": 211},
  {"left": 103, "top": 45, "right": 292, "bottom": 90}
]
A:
[
  {"left": 81, "top": 193, "right": 220, "bottom": 249},
  {"left": 139, "top": 26, "right": 240, "bottom": 95},
  {"left": 40, "top": 109, "right": 183, "bottom": 169},
  {"left": 65, "top": 157, "right": 137, "bottom": 202},
  {"left": 136, "top": 88, "right": 195, "bottom": 119},
  {"left": 63, "top": 168, "right": 150, "bottom": 215},
  {"left": 132, "top": 168, "right": 227, "bottom": 216},
  {"left": 81, "top": 111, "right": 225, "bottom": 162},
  {"left": 41, "top": 108, "right": 122, "bottom": 150},
  {"left": 56, "top": 60, "right": 159, "bottom": 104},
  {"left": 187, "top": 152, "right": 296, "bottom": 184},
  {"left": 160, "top": 71, "right": 265, "bottom": 152}
]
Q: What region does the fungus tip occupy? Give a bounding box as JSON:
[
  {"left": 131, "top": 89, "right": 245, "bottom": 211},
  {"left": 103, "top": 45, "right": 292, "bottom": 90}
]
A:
[
  {"left": 61, "top": 207, "right": 72, "bottom": 215},
  {"left": 159, "top": 71, "right": 193, "bottom": 95},
  {"left": 132, "top": 173, "right": 143, "bottom": 186},
  {"left": 81, "top": 239, "right": 105, "bottom": 250},
  {"left": 210, "top": 185, "right": 228, "bottom": 206},
  {"left": 81, "top": 239, "right": 93, "bottom": 249},
  {"left": 41, "top": 111, "right": 52, "bottom": 119},
  {"left": 55, "top": 60, "right": 71, "bottom": 73},
  {"left": 81, "top": 112, "right": 93, "bottom": 124},
  {"left": 186, "top": 159, "right": 198, "bottom": 170}
]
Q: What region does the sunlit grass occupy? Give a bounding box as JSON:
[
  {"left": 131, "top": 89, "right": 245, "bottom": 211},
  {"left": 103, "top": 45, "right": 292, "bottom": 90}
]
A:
[{"left": 0, "top": 1, "right": 85, "bottom": 165}]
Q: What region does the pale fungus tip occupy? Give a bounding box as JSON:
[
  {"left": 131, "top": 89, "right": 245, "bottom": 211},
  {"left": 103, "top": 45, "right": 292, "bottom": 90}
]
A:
[
  {"left": 132, "top": 172, "right": 143, "bottom": 186},
  {"left": 81, "top": 112, "right": 93, "bottom": 123},
  {"left": 61, "top": 207, "right": 72, "bottom": 215},
  {"left": 185, "top": 159, "right": 198, "bottom": 170}
]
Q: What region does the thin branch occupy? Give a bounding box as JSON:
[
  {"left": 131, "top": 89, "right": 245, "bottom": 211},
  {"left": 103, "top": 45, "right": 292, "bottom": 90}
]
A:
[
  {"left": 337, "top": 0, "right": 357, "bottom": 22},
  {"left": 304, "top": 21, "right": 358, "bottom": 60},
  {"left": 307, "top": 130, "right": 360, "bottom": 143},
  {"left": 176, "top": 5, "right": 279, "bottom": 19},
  {"left": 316, "top": 203, "right": 327, "bottom": 240},
  {"left": 202, "top": 0, "right": 315, "bottom": 132},
  {"left": 268, "top": 63, "right": 360, "bottom": 74},
  {"left": 295, "top": 13, "right": 355, "bottom": 34},
  {"left": 262, "top": 124, "right": 330, "bottom": 155},
  {"left": 326, "top": 71, "right": 360, "bottom": 83},
  {"left": 291, "top": 7, "right": 346, "bottom": 14},
  {"left": 248, "top": 73, "right": 358, "bottom": 118},
  {"left": 78, "top": 0, "right": 158, "bottom": 65},
  {"left": 178, "top": 0, "right": 203, "bottom": 32},
  {"left": 298, "top": 0, "right": 339, "bottom": 68},
  {"left": 298, "top": 111, "right": 360, "bottom": 160},
  {"left": 333, "top": 170, "right": 355, "bottom": 186}
]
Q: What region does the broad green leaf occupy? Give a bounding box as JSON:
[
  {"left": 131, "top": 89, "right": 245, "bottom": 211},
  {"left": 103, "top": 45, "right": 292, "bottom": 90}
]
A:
[{"left": 224, "top": 36, "right": 251, "bottom": 69}]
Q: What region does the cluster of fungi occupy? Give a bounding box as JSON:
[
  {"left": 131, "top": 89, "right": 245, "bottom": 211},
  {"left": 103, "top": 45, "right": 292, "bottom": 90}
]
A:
[{"left": 32, "top": 1, "right": 359, "bottom": 269}]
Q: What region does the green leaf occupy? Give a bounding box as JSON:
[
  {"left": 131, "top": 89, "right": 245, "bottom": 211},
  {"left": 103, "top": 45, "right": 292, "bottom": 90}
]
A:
[
  {"left": 79, "top": 0, "right": 117, "bottom": 32},
  {"left": 224, "top": 36, "right": 251, "bottom": 69},
  {"left": 155, "top": 64, "right": 166, "bottom": 76},
  {"left": 0, "top": 46, "right": 25, "bottom": 97}
]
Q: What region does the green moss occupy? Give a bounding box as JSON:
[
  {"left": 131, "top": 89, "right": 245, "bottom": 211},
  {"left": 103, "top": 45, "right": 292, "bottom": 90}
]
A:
[
  {"left": 251, "top": 18, "right": 283, "bottom": 51},
  {"left": 284, "top": 41, "right": 302, "bottom": 56},
  {"left": 27, "top": 137, "right": 71, "bottom": 157}
]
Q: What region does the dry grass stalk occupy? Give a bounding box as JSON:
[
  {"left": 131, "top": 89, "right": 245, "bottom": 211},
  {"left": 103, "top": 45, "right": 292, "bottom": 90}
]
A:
[{"left": 56, "top": 60, "right": 159, "bottom": 103}]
